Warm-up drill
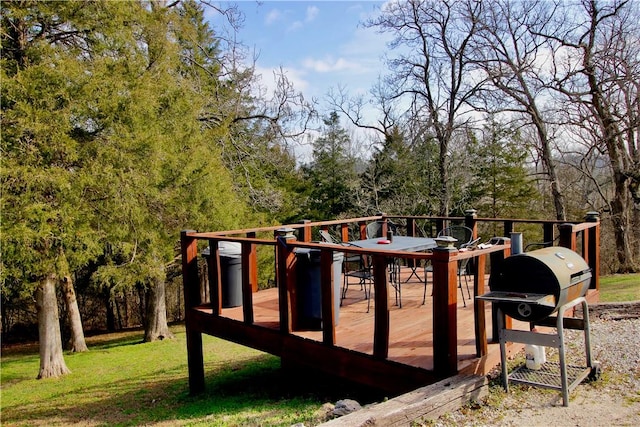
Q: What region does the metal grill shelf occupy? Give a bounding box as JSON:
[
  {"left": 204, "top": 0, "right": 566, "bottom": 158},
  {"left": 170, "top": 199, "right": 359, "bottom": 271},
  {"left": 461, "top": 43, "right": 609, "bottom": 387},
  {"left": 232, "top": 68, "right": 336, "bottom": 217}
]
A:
[
  {"left": 476, "top": 296, "right": 599, "bottom": 406},
  {"left": 509, "top": 362, "right": 592, "bottom": 392}
]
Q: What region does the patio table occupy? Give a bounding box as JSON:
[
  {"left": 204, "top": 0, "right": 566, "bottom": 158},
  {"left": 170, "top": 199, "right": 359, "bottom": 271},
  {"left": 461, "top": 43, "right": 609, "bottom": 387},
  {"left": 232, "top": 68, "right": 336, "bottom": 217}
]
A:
[{"left": 349, "top": 236, "right": 437, "bottom": 307}]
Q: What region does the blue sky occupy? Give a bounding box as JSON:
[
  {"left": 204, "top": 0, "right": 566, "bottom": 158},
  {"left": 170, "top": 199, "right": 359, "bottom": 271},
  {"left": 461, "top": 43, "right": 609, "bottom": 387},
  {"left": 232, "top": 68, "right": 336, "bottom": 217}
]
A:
[{"left": 212, "top": 1, "right": 389, "bottom": 117}]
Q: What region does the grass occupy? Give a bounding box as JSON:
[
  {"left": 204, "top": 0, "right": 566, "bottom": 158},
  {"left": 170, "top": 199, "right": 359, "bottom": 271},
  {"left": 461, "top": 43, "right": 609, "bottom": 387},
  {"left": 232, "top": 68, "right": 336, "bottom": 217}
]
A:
[
  {"left": 1, "top": 326, "right": 385, "bottom": 427},
  {"left": 1, "top": 274, "right": 637, "bottom": 426},
  {"left": 599, "top": 273, "right": 640, "bottom": 302}
]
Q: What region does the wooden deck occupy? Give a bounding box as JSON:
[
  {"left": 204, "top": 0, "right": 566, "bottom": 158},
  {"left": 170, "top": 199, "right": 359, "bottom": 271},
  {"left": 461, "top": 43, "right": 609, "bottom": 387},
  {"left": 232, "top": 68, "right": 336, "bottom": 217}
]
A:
[{"left": 181, "top": 214, "right": 602, "bottom": 396}]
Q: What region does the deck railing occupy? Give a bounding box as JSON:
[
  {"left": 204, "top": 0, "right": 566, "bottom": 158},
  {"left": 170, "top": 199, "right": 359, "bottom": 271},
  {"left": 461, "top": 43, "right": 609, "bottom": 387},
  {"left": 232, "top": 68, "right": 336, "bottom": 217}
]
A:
[{"left": 180, "top": 212, "right": 600, "bottom": 394}]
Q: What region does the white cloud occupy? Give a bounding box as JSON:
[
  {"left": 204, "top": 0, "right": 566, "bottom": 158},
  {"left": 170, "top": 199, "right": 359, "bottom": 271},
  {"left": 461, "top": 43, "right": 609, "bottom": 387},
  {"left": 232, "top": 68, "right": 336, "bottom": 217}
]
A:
[
  {"left": 306, "top": 6, "right": 319, "bottom": 22},
  {"left": 265, "top": 9, "right": 281, "bottom": 25},
  {"left": 302, "top": 56, "right": 364, "bottom": 73},
  {"left": 288, "top": 21, "right": 303, "bottom": 32},
  {"left": 254, "top": 65, "right": 310, "bottom": 95}
]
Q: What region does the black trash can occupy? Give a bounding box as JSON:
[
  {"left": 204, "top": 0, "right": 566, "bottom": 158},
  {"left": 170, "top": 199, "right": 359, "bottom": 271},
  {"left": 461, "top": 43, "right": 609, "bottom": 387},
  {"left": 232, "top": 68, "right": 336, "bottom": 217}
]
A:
[
  {"left": 203, "top": 242, "right": 243, "bottom": 308},
  {"left": 294, "top": 247, "right": 344, "bottom": 330}
]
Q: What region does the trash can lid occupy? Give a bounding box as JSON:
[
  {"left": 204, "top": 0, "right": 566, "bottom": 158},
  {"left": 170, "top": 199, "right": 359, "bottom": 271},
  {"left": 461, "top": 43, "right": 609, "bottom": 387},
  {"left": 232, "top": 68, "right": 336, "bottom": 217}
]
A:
[
  {"left": 202, "top": 241, "right": 242, "bottom": 257},
  {"left": 219, "top": 241, "right": 242, "bottom": 255}
]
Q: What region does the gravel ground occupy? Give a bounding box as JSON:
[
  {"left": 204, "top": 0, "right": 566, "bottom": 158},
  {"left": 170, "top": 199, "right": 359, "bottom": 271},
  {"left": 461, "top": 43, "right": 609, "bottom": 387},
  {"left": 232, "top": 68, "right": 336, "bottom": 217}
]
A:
[{"left": 430, "top": 316, "right": 640, "bottom": 426}]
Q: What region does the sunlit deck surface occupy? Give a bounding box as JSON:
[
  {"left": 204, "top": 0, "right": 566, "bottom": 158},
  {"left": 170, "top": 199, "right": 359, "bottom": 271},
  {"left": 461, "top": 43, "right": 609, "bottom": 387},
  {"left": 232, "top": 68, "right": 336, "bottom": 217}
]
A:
[{"left": 198, "top": 267, "right": 506, "bottom": 374}]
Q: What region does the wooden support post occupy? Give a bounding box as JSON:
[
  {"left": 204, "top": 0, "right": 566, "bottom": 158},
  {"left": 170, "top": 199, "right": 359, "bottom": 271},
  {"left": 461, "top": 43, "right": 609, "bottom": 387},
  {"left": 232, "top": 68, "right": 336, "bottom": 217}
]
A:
[
  {"left": 488, "top": 246, "right": 512, "bottom": 342},
  {"left": 474, "top": 253, "right": 488, "bottom": 357},
  {"left": 246, "top": 232, "right": 258, "bottom": 293},
  {"left": 407, "top": 218, "right": 416, "bottom": 237},
  {"left": 432, "top": 246, "right": 458, "bottom": 376},
  {"left": 340, "top": 223, "right": 350, "bottom": 242},
  {"left": 503, "top": 220, "right": 513, "bottom": 237},
  {"left": 276, "top": 229, "right": 297, "bottom": 333},
  {"left": 358, "top": 221, "right": 367, "bottom": 239},
  {"left": 559, "top": 223, "right": 577, "bottom": 251},
  {"left": 465, "top": 209, "right": 478, "bottom": 239},
  {"left": 320, "top": 249, "right": 336, "bottom": 345},
  {"left": 299, "top": 220, "right": 312, "bottom": 242},
  {"left": 181, "top": 230, "right": 205, "bottom": 394},
  {"left": 543, "top": 222, "right": 555, "bottom": 245},
  {"left": 585, "top": 212, "right": 600, "bottom": 290},
  {"left": 241, "top": 241, "right": 254, "bottom": 324},
  {"left": 372, "top": 254, "right": 390, "bottom": 360},
  {"left": 380, "top": 215, "right": 389, "bottom": 238}
]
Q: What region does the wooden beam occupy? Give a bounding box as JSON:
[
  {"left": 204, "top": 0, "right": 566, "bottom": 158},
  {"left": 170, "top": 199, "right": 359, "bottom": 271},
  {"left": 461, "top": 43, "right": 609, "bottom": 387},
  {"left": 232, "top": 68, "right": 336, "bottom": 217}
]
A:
[
  {"left": 559, "top": 223, "right": 577, "bottom": 250},
  {"left": 587, "top": 221, "right": 600, "bottom": 290},
  {"left": 474, "top": 254, "right": 487, "bottom": 357},
  {"left": 181, "top": 230, "right": 205, "bottom": 394},
  {"left": 372, "top": 254, "right": 390, "bottom": 360},
  {"left": 320, "top": 249, "right": 336, "bottom": 345},
  {"left": 277, "top": 236, "right": 296, "bottom": 333},
  {"left": 299, "top": 220, "right": 312, "bottom": 242},
  {"left": 246, "top": 232, "right": 258, "bottom": 293},
  {"left": 187, "top": 309, "right": 439, "bottom": 394},
  {"left": 321, "top": 374, "right": 488, "bottom": 426},
  {"left": 241, "top": 241, "right": 254, "bottom": 324},
  {"left": 432, "top": 247, "right": 458, "bottom": 376}
]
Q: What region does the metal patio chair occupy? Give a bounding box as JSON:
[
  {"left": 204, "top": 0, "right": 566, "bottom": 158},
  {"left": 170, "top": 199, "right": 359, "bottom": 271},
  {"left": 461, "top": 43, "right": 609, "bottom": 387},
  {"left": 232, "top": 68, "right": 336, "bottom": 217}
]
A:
[{"left": 424, "top": 225, "right": 477, "bottom": 307}]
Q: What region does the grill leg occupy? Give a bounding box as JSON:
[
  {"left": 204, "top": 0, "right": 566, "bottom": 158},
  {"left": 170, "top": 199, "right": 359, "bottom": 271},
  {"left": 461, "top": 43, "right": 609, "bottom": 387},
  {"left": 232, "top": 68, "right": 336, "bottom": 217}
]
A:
[
  {"left": 498, "top": 307, "right": 509, "bottom": 393},
  {"left": 556, "top": 303, "right": 574, "bottom": 407}
]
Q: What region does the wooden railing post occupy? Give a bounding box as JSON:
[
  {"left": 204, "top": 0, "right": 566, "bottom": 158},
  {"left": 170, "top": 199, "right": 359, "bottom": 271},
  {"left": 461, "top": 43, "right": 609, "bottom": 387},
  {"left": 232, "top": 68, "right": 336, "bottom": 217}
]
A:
[
  {"left": 340, "top": 223, "right": 350, "bottom": 242},
  {"left": 276, "top": 228, "right": 297, "bottom": 333},
  {"left": 241, "top": 239, "right": 256, "bottom": 324},
  {"left": 358, "top": 221, "right": 367, "bottom": 239},
  {"left": 181, "top": 230, "right": 205, "bottom": 394},
  {"left": 432, "top": 245, "right": 458, "bottom": 376},
  {"left": 473, "top": 253, "right": 488, "bottom": 357},
  {"left": 465, "top": 209, "right": 478, "bottom": 239},
  {"left": 585, "top": 212, "right": 600, "bottom": 290},
  {"left": 488, "top": 243, "right": 512, "bottom": 342},
  {"left": 407, "top": 218, "right": 416, "bottom": 237},
  {"left": 543, "top": 222, "right": 555, "bottom": 245},
  {"left": 503, "top": 220, "right": 514, "bottom": 237},
  {"left": 372, "top": 254, "right": 390, "bottom": 360},
  {"left": 299, "top": 220, "right": 312, "bottom": 242},
  {"left": 559, "top": 223, "right": 577, "bottom": 250},
  {"left": 320, "top": 249, "right": 336, "bottom": 345}
]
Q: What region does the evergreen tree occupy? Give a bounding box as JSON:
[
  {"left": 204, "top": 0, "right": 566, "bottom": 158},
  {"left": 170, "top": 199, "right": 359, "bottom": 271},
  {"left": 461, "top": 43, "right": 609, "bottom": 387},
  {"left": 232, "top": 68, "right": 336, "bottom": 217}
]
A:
[
  {"left": 302, "top": 112, "right": 356, "bottom": 220},
  {"left": 466, "top": 119, "right": 540, "bottom": 218},
  {"left": 1, "top": 0, "right": 252, "bottom": 376}
]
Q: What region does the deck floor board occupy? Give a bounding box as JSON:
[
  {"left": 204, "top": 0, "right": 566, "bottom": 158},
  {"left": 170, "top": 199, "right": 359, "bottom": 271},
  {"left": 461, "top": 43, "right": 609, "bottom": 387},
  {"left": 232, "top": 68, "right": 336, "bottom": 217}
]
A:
[{"left": 216, "top": 267, "right": 496, "bottom": 372}]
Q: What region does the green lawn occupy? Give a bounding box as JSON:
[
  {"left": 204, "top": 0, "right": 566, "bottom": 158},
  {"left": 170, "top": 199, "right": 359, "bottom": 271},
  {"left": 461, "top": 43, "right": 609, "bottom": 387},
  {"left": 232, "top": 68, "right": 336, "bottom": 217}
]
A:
[
  {"left": 600, "top": 273, "right": 640, "bottom": 302},
  {"left": 1, "top": 274, "right": 637, "bottom": 426},
  {"left": 1, "top": 327, "right": 384, "bottom": 426}
]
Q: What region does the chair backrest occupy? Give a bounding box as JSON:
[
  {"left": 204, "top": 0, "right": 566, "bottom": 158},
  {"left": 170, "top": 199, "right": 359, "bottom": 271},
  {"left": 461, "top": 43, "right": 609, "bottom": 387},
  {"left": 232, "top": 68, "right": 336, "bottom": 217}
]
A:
[
  {"left": 319, "top": 230, "right": 334, "bottom": 243},
  {"left": 366, "top": 221, "right": 398, "bottom": 239},
  {"left": 366, "top": 221, "right": 383, "bottom": 239},
  {"left": 437, "top": 225, "right": 474, "bottom": 249}
]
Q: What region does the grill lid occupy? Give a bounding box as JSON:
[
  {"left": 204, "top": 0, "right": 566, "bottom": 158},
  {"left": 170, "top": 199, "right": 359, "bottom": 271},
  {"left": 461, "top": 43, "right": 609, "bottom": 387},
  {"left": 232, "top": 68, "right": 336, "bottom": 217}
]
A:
[{"left": 480, "top": 246, "right": 592, "bottom": 321}]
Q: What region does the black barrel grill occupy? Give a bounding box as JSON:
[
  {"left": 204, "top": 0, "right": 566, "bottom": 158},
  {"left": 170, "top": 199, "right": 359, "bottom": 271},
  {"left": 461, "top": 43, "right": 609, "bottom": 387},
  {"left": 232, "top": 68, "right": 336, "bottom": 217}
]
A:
[
  {"left": 477, "top": 246, "right": 600, "bottom": 406},
  {"left": 481, "top": 246, "right": 592, "bottom": 321}
]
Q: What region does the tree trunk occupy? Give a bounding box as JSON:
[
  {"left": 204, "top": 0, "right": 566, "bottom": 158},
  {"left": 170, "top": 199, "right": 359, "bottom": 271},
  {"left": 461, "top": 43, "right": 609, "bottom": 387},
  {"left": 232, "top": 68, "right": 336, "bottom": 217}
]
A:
[
  {"left": 105, "top": 290, "right": 116, "bottom": 332},
  {"left": 143, "top": 273, "right": 174, "bottom": 342},
  {"left": 61, "top": 275, "right": 88, "bottom": 352},
  {"left": 36, "top": 275, "right": 71, "bottom": 379}
]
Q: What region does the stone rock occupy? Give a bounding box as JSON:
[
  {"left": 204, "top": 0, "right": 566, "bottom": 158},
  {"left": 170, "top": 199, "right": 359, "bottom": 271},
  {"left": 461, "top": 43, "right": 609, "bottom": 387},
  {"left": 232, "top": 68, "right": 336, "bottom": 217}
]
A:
[{"left": 332, "top": 399, "right": 362, "bottom": 417}]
